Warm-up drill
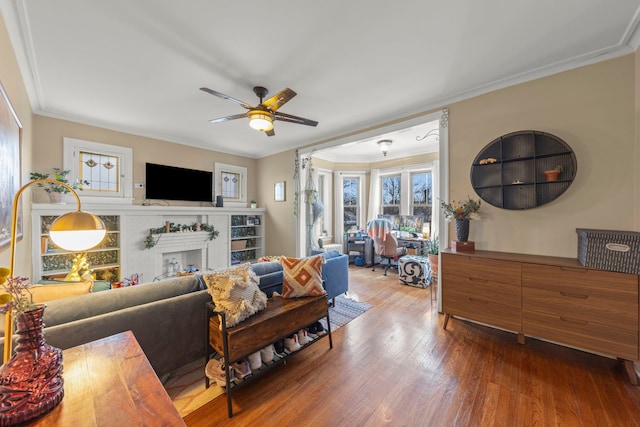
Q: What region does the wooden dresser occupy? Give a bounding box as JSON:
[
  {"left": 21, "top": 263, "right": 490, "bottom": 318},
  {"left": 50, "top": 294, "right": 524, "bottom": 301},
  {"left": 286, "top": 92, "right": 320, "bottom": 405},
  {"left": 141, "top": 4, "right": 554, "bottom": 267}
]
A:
[{"left": 441, "top": 249, "right": 639, "bottom": 383}]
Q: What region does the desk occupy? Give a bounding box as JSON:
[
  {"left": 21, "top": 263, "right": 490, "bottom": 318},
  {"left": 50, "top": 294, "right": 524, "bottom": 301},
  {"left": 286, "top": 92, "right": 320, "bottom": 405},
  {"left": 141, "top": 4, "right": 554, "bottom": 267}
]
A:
[
  {"left": 397, "top": 237, "right": 429, "bottom": 255},
  {"left": 25, "top": 331, "right": 185, "bottom": 426}
]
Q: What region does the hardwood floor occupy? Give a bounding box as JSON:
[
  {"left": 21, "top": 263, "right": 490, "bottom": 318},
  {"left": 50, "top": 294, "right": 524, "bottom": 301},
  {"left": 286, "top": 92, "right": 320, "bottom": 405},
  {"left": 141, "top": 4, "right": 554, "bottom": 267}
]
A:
[{"left": 185, "top": 266, "right": 640, "bottom": 426}]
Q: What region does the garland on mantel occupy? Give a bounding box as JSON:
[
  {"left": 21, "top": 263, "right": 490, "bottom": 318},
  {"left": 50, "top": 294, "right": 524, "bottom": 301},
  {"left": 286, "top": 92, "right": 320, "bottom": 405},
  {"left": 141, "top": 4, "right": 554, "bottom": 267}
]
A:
[{"left": 144, "top": 222, "right": 219, "bottom": 249}]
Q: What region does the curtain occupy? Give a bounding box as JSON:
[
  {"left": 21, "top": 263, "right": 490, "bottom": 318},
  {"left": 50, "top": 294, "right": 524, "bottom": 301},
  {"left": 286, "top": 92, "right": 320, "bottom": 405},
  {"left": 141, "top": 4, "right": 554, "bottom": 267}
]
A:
[
  {"left": 367, "top": 168, "right": 380, "bottom": 222},
  {"left": 431, "top": 160, "right": 440, "bottom": 239},
  {"left": 334, "top": 171, "right": 344, "bottom": 245}
]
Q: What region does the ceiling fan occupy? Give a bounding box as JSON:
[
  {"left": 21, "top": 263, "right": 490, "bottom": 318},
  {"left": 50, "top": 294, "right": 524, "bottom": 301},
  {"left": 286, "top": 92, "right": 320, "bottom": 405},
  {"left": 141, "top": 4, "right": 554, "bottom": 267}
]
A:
[{"left": 200, "top": 86, "right": 318, "bottom": 136}]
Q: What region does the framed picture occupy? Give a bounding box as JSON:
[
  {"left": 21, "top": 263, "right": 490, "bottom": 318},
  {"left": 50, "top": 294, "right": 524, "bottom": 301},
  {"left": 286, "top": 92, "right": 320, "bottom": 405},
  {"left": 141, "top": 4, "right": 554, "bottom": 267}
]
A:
[
  {"left": 0, "top": 81, "right": 23, "bottom": 248},
  {"left": 247, "top": 218, "right": 255, "bottom": 226},
  {"left": 274, "top": 181, "right": 286, "bottom": 202},
  {"left": 254, "top": 217, "right": 260, "bottom": 226}
]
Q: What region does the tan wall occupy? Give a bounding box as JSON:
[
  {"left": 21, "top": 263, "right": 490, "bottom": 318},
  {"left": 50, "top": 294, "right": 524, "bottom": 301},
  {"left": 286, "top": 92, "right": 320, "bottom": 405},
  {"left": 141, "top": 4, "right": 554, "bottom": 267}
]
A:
[
  {"left": 0, "top": 15, "right": 34, "bottom": 275},
  {"left": 260, "top": 54, "right": 637, "bottom": 258},
  {"left": 447, "top": 54, "right": 635, "bottom": 257},
  {"left": 32, "top": 115, "right": 258, "bottom": 205},
  {"left": 256, "top": 150, "right": 297, "bottom": 256}
]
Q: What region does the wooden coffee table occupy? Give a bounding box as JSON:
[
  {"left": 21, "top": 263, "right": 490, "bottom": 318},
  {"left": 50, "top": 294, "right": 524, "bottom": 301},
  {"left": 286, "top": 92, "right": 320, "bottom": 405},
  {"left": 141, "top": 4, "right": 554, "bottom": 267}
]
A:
[{"left": 24, "top": 330, "right": 185, "bottom": 426}]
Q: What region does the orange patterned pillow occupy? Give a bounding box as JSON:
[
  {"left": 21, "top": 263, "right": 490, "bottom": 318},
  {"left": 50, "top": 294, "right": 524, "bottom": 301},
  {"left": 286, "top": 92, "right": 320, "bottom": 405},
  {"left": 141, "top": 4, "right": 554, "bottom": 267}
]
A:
[{"left": 280, "top": 255, "right": 326, "bottom": 298}]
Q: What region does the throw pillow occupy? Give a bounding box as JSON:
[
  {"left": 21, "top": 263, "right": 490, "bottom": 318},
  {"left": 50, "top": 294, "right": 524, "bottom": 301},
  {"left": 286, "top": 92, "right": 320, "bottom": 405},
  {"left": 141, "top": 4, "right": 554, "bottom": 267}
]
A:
[
  {"left": 29, "top": 280, "right": 94, "bottom": 303},
  {"left": 280, "top": 255, "right": 326, "bottom": 298},
  {"left": 203, "top": 263, "right": 268, "bottom": 327}
]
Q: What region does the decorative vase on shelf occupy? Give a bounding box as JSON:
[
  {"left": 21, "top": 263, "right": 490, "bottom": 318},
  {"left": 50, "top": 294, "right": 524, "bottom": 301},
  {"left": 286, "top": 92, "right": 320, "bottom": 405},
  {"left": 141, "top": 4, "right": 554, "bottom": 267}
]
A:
[
  {"left": 455, "top": 219, "right": 470, "bottom": 242},
  {"left": 0, "top": 305, "right": 64, "bottom": 425},
  {"left": 47, "top": 192, "right": 65, "bottom": 203}
]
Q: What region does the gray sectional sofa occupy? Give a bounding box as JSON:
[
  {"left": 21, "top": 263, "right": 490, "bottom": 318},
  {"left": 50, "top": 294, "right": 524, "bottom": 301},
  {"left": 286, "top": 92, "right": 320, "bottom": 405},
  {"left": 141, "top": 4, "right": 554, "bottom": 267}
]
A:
[{"left": 0, "top": 251, "right": 349, "bottom": 379}]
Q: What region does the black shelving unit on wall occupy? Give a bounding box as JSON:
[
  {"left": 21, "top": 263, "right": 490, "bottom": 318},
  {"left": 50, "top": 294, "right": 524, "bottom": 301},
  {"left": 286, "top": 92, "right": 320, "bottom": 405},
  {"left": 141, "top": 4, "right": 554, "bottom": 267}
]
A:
[{"left": 471, "top": 130, "right": 577, "bottom": 210}]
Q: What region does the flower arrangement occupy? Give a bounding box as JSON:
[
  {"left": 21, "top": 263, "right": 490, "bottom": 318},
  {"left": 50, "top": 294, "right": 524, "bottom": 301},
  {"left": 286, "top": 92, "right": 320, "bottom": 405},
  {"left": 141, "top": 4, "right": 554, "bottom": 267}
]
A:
[
  {"left": 0, "top": 268, "right": 36, "bottom": 315},
  {"left": 440, "top": 197, "right": 481, "bottom": 222},
  {"left": 30, "top": 168, "right": 89, "bottom": 194}
]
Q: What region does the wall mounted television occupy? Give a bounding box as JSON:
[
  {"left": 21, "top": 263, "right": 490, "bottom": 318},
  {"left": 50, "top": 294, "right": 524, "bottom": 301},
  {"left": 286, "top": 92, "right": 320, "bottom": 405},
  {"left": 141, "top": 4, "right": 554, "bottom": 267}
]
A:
[{"left": 145, "top": 163, "right": 213, "bottom": 202}]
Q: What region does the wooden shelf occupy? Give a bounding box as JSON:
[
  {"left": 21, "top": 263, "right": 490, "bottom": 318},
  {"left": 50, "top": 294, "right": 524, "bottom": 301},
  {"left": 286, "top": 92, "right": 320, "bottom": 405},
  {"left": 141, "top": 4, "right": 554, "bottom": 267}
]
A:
[{"left": 471, "top": 130, "right": 577, "bottom": 210}]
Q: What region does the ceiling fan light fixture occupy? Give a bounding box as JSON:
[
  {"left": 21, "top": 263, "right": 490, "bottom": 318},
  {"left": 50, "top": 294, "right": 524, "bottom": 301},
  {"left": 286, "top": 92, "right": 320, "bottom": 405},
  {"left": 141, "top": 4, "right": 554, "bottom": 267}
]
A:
[
  {"left": 248, "top": 110, "right": 274, "bottom": 132},
  {"left": 377, "top": 139, "right": 393, "bottom": 156}
]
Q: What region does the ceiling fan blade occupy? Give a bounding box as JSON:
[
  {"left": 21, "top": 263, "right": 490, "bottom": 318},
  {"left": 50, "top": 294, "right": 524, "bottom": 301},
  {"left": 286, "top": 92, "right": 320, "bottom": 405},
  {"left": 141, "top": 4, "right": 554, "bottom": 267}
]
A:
[
  {"left": 200, "top": 87, "right": 254, "bottom": 109},
  {"left": 274, "top": 111, "right": 318, "bottom": 127},
  {"left": 265, "top": 129, "right": 275, "bottom": 137},
  {"left": 261, "top": 88, "right": 297, "bottom": 111},
  {"left": 208, "top": 113, "right": 247, "bottom": 123}
]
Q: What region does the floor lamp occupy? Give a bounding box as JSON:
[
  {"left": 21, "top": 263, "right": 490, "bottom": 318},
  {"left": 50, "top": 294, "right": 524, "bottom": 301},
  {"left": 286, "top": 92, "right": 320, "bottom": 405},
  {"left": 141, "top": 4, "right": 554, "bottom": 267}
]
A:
[{"left": 3, "top": 179, "right": 106, "bottom": 363}]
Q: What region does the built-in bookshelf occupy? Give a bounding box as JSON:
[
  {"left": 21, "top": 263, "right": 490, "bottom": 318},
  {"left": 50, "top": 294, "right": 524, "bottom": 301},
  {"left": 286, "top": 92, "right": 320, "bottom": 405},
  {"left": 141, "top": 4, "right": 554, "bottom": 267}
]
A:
[
  {"left": 230, "top": 214, "right": 264, "bottom": 265},
  {"left": 37, "top": 214, "right": 120, "bottom": 283}
]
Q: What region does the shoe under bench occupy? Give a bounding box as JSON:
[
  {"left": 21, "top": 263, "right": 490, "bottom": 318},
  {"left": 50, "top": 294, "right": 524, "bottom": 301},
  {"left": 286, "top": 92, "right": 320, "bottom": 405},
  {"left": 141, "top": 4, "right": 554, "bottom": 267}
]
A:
[{"left": 204, "top": 295, "right": 333, "bottom": 418}]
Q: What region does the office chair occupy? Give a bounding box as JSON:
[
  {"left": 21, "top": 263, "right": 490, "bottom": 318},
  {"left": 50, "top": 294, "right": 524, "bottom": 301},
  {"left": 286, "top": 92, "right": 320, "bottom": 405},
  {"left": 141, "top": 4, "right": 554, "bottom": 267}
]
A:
[{"left": 371, "top": 233, "right": 406, "bottom": 275}]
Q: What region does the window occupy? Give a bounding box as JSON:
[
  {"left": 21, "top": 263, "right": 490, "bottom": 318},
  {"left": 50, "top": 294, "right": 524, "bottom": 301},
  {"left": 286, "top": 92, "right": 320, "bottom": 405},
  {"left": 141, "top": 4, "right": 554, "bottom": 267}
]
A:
[
  {"left": 411, "top": 171, "right": 432, "bottom": 223},
  {"left": 63, "top": 138, "right": 133, "bottom": 203},
  {"left": 215, "top": 163, "right": 247, "bottom": 206},
  {"left": 381, "top": 174, "right": 401, "bottom": 215},
  {"left": 79, "top": 151, "right": 119, "bottom": 192},
  {"left": 221, "top": 171, "right": 241, "bottom": 199},
  {"left": 343, "top": 177, "right": 359, "bottom": 231},
  {"left": 377, "top": 168, "right": 433, "bottom": 223}
]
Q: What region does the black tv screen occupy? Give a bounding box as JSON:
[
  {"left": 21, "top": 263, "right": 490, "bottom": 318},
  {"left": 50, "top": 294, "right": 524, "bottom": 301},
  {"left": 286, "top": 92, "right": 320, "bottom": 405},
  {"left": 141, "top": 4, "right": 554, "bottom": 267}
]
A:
[{"left": 145, "top": 163, "right": 213, "bottom": 202}]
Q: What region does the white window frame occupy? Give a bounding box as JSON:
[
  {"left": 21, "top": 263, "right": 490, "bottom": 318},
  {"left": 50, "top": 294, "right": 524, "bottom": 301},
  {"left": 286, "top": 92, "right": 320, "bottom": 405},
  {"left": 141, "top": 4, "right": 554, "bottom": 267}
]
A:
[
  {"left": 63, "top": 137, "right": 133, "bottom": 204},
  {"left": 334, "top": 171, "right": 367, "bottom": 245},
  {"left": 316, "top": 168, "right": 333, "bottom": 239},
  {"left": 214, "top": 162, "right": 247, "bottom": 207},
  {"left": 378, "top": 165, "right": 432, "bottom": 215}
]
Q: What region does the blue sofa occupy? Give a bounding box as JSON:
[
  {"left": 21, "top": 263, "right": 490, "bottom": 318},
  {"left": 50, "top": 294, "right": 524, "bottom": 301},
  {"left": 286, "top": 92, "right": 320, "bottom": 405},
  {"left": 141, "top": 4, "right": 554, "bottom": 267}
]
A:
[{"left": 250, "top": 250, "right": 349, "bottom": 304}]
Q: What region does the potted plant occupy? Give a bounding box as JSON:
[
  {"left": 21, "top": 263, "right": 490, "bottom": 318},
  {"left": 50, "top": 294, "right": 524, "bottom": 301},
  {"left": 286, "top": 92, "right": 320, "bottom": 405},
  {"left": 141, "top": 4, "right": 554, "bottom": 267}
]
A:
[
  {"left": 423, "top": 236, "right": 439, "bottom": 276},
  {"left": 250, "top": 200, "right": 257, "bottom": 209},
  {"left": 544, "top": 165, "right": 563, "bottom": 181},
  {"left": 30, "top": 168, "right": 89, "bottom": 203}
]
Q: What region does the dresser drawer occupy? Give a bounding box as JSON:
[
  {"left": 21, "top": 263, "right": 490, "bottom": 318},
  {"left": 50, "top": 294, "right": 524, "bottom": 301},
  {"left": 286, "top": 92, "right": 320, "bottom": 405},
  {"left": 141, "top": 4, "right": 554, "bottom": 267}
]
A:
[
  {"left": 442, "top": 253, "right": 521, "bottom": 285},
  {"left": 444, "top": 288, "right": 521, "bottom": 332},
  {"left": 523, "top": 309, "right": 638, "bottom": 360},
  {"left": 522, "top": 286, "right": 638, "bottom": 328},
  {"left": 443, "top": 272, "right": 521, "bottom": 307},
  {"left": 522, "top": 264, "right": 638, "bottom": 328},
  {"left": 522, "top": 263, "right": 638, "bottom": 295}
]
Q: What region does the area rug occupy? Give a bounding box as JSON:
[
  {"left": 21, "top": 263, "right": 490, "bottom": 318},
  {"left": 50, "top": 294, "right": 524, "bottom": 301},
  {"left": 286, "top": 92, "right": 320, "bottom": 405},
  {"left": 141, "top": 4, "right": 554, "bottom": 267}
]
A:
[
  {"left": 322, "top": 295, "right": 372, "bottom": 330},
  {"left": 165, "top": 295, "right": 372, "bottom": 418}
]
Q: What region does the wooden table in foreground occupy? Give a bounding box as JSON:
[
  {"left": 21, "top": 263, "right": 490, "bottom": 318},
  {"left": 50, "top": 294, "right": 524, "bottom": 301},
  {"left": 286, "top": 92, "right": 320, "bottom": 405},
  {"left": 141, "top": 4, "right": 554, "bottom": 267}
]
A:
[{"left": 25, "top": 330, "right": 186, "bottom": 427}]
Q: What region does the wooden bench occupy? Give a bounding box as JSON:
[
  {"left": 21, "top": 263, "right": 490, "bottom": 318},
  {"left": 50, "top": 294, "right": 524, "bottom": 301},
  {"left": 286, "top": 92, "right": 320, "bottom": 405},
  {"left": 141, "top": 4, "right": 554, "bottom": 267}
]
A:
[{"left": 205, "top": 295, "right": 333, "bottom": 417}]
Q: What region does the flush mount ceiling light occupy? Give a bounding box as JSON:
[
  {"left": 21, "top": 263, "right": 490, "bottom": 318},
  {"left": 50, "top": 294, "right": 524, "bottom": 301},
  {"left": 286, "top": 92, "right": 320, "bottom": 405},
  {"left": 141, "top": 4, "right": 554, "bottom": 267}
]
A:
[
  {"left": 248, "top": 109, "right": 274, "bottom": 132},
  {"left": 377, "top": 139, "right": 393, "bottom": 157}
]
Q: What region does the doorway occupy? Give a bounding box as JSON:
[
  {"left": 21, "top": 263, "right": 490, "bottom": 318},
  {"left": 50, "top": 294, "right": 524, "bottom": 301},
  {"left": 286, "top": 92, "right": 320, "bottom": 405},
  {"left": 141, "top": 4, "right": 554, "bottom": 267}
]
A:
[{"left": 296, "top": 109, "right": 449, "bottom": 269}]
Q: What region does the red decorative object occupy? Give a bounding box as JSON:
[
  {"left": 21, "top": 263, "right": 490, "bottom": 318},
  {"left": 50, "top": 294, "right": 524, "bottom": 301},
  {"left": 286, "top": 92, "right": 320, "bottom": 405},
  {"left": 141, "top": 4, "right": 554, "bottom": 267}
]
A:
[{"left": 0, "top": 305, "right": 63, "bottom": 425}]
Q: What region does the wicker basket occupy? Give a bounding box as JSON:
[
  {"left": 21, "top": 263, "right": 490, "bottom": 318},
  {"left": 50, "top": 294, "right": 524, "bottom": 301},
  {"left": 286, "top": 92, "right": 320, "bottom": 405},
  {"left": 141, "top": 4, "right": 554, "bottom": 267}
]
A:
[
  {"left": 230, "top": 239, "right": 247, "bottom": 250},
  {"left": 576, "top": 228, "right": 640, "bottom": 274}
]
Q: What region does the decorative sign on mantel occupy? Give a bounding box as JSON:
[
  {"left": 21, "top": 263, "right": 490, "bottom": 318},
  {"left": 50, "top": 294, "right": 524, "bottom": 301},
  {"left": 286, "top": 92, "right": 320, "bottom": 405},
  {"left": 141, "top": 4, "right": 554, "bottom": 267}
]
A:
[{"left": 144, "top": 222, "right": 219, "bottom": 249}]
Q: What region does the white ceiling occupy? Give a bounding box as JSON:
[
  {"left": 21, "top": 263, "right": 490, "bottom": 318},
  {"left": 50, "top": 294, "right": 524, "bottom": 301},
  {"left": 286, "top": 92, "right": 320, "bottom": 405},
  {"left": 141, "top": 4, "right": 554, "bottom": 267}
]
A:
[{"left": 2, "top": 1, "right": 640, "bottom": 159}]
